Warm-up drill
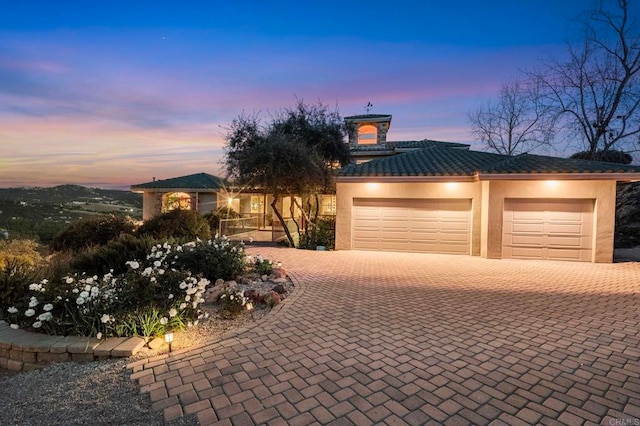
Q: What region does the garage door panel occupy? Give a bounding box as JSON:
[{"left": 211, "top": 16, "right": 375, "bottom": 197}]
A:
[
  {"left": 503, "top": 199, "right": 593, "bottom": 262},
  {"left": 547, "top": 236, "right": 592, "bottom": 248},
  {"left": 354, "top": 240, "right": 382, "bottom": 250},
  {"left": 410, "top": 210, "right": 440, "bottom": 219},
  {"left": 353, "top": 198, "right": 471, "bottom": 254},
  {"left": 508, "top": 235, "right": 545, "bottom": 246},
  {"left": 546, "top": 223, "right": 584, "bottom": 235},
  {"left": 510, "top": 223, "right": 545, "bottom": 233},
  {"left": 439, "top": 234, "right": 470, "bottom": 243},
  {"left": 438, "top": 243, "right": 471, "bottom": 254}
]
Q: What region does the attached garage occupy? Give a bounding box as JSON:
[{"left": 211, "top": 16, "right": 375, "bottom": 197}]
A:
[
  {"left": 502, "top": 199, "right": 594, "bottom": 262},
  {"left": 336, "top": 142, "right": 640, "bottom": 263},
  {"left": 353, "top": 198, "right": 472, "bottom": 254}
]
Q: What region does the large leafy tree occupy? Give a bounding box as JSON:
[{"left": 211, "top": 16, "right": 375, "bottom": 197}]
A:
[
  {"left": 224, "top": 100, "right": 350, "bottom": 247},
  {"left": 534, "top": 0, "right": 640, "bottom": 159}
]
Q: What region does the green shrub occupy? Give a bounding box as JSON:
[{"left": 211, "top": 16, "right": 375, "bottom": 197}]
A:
[
  {"left": 71, "top": 234, "right": 157, "bottom": 276},
  {"left": 300, "top": 216, "right": 336, "bottom": 250},
  {"left": 51, "top": 215, "right": 136, "bottom": 253},
  {"left": 138, "top": 209, "right": 211, "bottom": 241},
  {"left": 173, "top": 235, "right": 246, "bottom": 281}
]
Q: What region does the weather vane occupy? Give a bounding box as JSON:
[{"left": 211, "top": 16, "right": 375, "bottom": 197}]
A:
[{"left": 365, "top": 102, "right": 373, "bottom": 113}]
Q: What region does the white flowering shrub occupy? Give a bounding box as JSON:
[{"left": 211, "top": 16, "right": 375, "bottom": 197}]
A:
[
  {"left": 246, "top": 254, "right": 273, "bottom": 275},
  {"left": 2, "top": 241, "right": 212, "bottom": 338},
  {"left": 218, "top": 289, "right": 248, "bottom": 319}
]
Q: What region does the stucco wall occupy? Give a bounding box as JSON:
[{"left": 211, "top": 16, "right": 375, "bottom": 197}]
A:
[
  {"left": 480, "top": 179, "right": 616, "bottom": 263},
  {"left": 335, "top": 181, "right": 483, "bottom": 255},
  {"left": 198, "top": 194, "right": 217, "bottom": 215},
  {"left": 142, "top": 192, "right": 159, "bottom": 220}
]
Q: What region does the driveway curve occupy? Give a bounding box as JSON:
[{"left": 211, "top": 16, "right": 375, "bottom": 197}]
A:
[{"left": 130, "top": 248, "right": 640, "bottom": 425}]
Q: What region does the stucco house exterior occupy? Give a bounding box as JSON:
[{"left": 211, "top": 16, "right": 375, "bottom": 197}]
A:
[
  {"left": 336, "top": 115, "right": 640, "bottom": 263},
  {"left": 131, "top": 113, "right": 640, "bottom": 262}
]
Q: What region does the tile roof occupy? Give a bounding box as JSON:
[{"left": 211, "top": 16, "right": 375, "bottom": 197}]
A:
[
  {"left": 344, "top": 114, "right": 392, "bottom": 121},
  {"left": 482, "top": 153, "right": 640, "bottom": 174},
  {"left": 349, "top": 139, "right": 469, "bottom": 153},
  {"left": 339, "top": 147, "right": 640, "bottom": 178},
  {"left": 131, "top": 173, "right": 227, "bottom": 190}
]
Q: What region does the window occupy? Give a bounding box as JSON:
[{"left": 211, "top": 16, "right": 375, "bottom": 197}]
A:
[
  {"left": 162, "top": 192, "right": 191, "bottom": 213},
  {"left": 357, "top": 124, "right": 377, "bottom": 145},
  {"left": 319, "top": 195, "right": 336, "bottom": 215},
  {"left": 250, "top": 195, "right": 263, "bottom": 213}
]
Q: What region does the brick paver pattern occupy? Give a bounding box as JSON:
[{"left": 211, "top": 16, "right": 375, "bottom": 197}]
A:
[{"left": 129, "top": 249, "right": 640, "bottom": 425}]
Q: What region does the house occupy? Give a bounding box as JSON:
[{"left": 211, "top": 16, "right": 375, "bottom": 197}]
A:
[
  {"left": 130, "top": 172, "right": 314, "bottom": 240},
  {"left": 336, "top": 115, "right": 640, "bottom": 262},
  {"left": 131, "top": 113, "right": 640, "bottom": 262}
]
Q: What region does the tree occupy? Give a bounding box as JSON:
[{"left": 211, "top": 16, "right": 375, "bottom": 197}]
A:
[
  {"left": 533, "top": 0, "right": 640, "bottom": 159},
  {"left": 468, "top": 79, "right": 555, "bottom": 155},
  {"left": 224, "top": 100, "right": 350, "bottom": 247},
  {"left": 570, "top": 149, "right": 633, "bottom": 163}
]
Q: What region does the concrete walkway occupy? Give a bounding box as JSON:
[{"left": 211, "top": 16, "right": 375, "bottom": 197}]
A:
[{"left": 130, "top": 249, "right": 640, "bottom": 425}]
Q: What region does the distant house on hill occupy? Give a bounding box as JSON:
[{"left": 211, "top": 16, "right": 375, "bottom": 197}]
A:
[{"left": 130, "top": 173, "right": 226, "bottom": 220}]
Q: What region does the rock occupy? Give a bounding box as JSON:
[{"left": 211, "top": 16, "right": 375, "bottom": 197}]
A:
[
  {"left": 272, "top": 267, "right": 286, "bottom": 279},
  {"left": 261, "top": 275, "right": 268, "bottom": 282},
  {"left": 272, "top": 284, "right": 287, "bottom": 295},
  {"left": 241, "top": 277, "right": 253, "bottom": 285},
  {"left": 214, "top": 278, "right": 224, "bottom": 287},
  {"left": 225, "top": 280, "right": 238, "bottom": 291},
  {"left": 264, "top": 290, "right": 281, "bottom": 307},
  {"left": 271, "top": 278, "right": 287, "bottom": 284},
  {"left": 205, "top": 288, "right": 224, "bottom": 303},
  {"left": 244, "top": 289, "right": 260, "bottom": 301},
  {"left": 147, "top": 337, "right": 166, "bottom": 351}
]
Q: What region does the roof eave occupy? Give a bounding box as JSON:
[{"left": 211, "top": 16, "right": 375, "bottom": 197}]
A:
[
  {"left": 477, "top": 172, "right": 640, "bottom": 181},
  {"left": 129, "top": 186, "right": 221, "bottom": 192},
  {"left": 335, "top": 175, "right": 477, "bottom": 183}
]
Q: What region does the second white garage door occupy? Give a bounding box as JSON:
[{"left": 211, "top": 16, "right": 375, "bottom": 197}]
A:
[
  {"left": 353, "top": 198, "right": 472, "bottom": 254},
  {"left": 502, "top": 199, "right": 594, "bottom": 261}
]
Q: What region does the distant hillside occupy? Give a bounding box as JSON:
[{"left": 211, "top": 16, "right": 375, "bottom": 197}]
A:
[
  {"left": 0, "top": 185, "right": 142, "bottom": 242},
  {"left": 0, "top": 184, "right": 142, "bottom": 207}
]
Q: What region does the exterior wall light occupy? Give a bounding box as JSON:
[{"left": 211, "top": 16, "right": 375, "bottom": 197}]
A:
[
  {"left": 366, "top": 183, "right": 379, "bottom": 191},
  {"left": 545, "top": 180, "right": 559, "bottom": 188},
  {"left": 445, "top": 182, "right": 458, "bottom": 190}
]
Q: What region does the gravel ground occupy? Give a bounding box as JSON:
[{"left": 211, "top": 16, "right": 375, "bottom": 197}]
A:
[{"left": 0, "top": 279, "right": 292, "bottom": 426}]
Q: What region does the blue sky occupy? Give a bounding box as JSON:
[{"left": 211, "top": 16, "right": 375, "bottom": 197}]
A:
[{"left": 0, "top": 0, "right": 605, "bottom": 189}]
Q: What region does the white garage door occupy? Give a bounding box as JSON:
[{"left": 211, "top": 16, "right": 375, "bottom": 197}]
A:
[
  {"left": 353, "top": 198, "right": 471, "bottom": 254},
  {"left": 503, "top": 199, "right": 594, "bottom": 261}
]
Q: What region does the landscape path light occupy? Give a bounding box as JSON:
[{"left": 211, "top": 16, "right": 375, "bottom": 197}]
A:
[
  {"left": 246, "top": 301, "right": 254, "bottom": 320},
  {"left": 164, "top": 330, "right": 174, "bottom": 353}
]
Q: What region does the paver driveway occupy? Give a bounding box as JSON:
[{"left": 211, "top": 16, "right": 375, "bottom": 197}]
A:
[{"left": 130, "top": 249, "right": 640, "bottom": 425}]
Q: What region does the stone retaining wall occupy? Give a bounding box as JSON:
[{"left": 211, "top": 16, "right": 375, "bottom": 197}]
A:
[{"left": 0, "top": 321, "right": 146, "bottom": 372}]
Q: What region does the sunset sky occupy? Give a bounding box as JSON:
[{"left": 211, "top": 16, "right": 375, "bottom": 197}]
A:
[{"left": 1, "top": 0, "right": 605, "bottom": 189}]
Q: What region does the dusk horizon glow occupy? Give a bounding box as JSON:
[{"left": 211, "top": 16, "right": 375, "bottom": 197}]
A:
[{"left": 1, "top": 1, "right": 607, "bottom": 190}]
